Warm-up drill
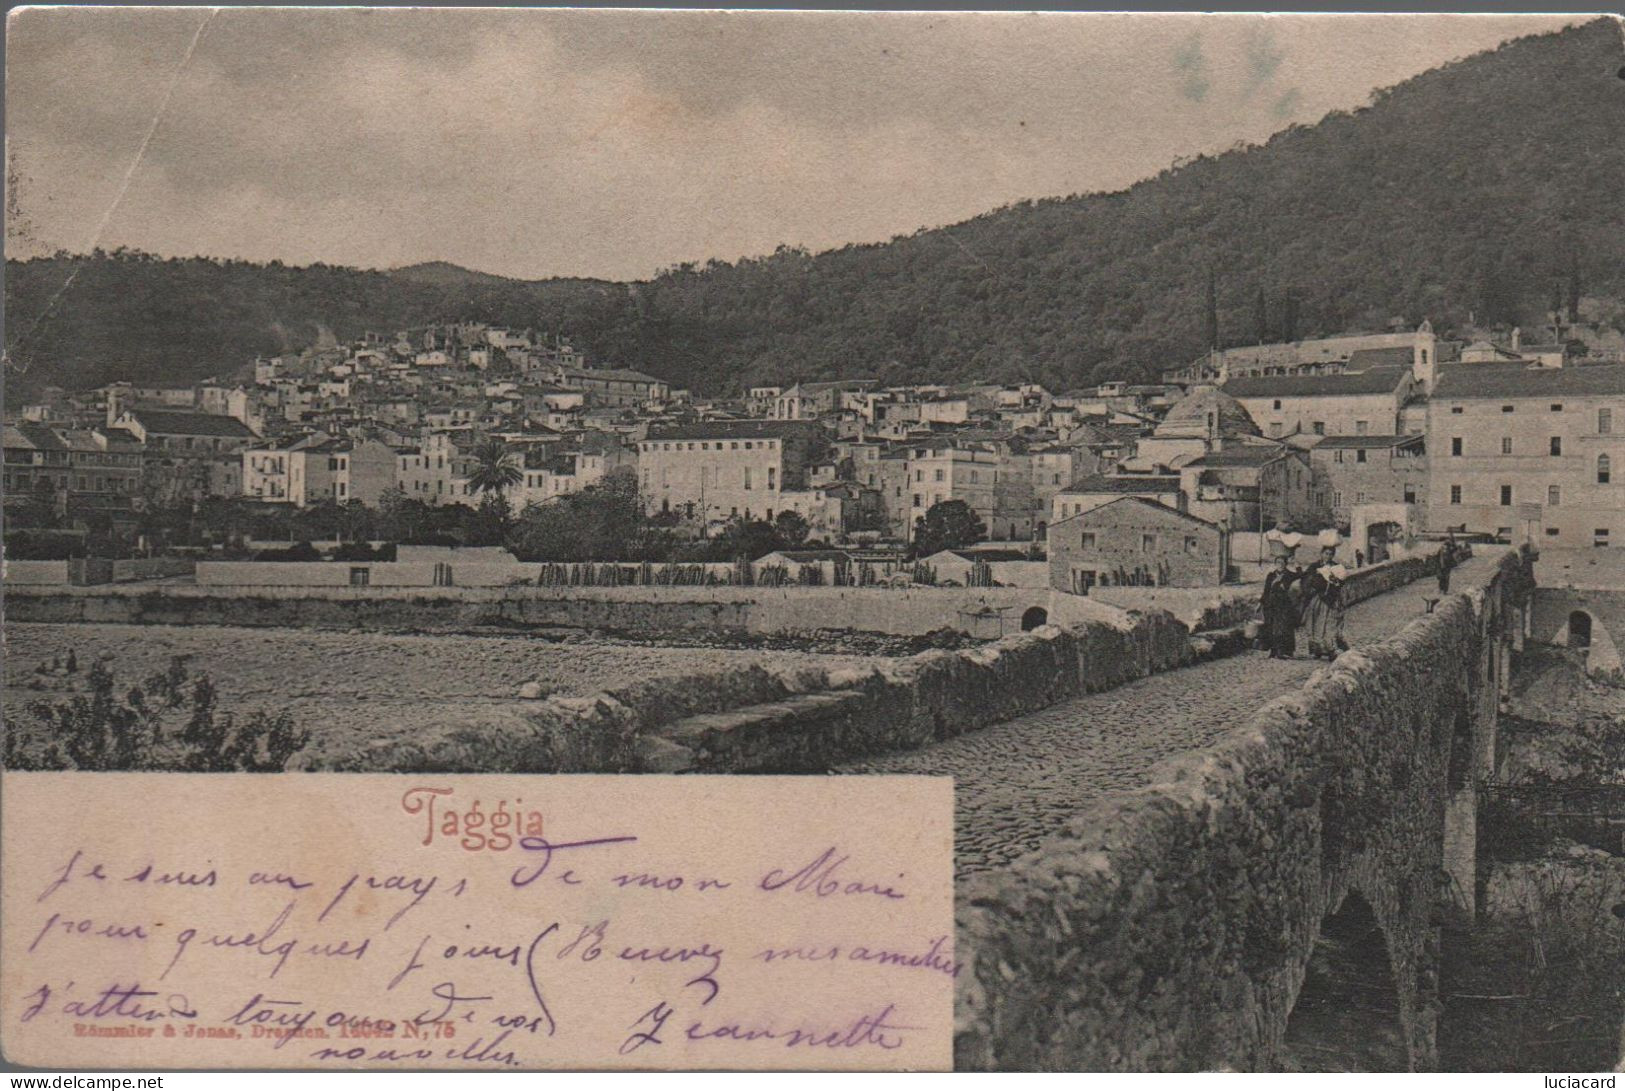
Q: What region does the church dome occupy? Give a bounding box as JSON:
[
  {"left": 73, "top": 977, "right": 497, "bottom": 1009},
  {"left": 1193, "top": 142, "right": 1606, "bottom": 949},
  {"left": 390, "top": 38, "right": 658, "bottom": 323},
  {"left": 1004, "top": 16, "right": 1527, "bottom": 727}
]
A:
[{"left": 1155, "top": 385, "right": 1261, "bottom": 438}]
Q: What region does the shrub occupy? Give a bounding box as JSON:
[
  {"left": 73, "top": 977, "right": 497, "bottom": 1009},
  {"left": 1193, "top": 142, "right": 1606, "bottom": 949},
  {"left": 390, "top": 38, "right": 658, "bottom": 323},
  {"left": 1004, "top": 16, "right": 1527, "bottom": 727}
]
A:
[
  {"left": 254, "top": 541, "right": 321, "bottom": 562},
  {"left": 4, "top": 656, "right": 310, "bottom": 772},
  {"left": 3, "top": 529, "right": 87, "bottom": 559}
]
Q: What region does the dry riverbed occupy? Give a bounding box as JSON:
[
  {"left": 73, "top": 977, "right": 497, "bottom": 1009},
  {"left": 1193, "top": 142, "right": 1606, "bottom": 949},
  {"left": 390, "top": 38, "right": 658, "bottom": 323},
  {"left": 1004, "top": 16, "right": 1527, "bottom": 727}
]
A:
[{"left": 4, "top": 622, "right": 880, "bottom": 757}]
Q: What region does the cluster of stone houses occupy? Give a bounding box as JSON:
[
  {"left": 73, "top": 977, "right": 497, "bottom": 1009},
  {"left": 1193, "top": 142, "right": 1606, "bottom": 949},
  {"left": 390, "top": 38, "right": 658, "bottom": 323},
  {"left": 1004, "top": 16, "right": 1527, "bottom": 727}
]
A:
[
  {"left": 1049, "top": 320, "right": 1624, "bottom": 588},
  {"left": 6, "top": 317, "right": 1623, "bottom": 590}
]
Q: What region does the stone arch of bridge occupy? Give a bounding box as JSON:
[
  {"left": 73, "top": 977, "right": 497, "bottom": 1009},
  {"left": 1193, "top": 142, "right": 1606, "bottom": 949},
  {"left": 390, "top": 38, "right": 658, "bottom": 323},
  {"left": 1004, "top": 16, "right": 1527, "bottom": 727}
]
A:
[
  {"left": 1281, "top": 890, "right": 1410, "bottom": 1072},
  {"left": 1567, "top": 610, "right": 1593, "bottom": 649}
]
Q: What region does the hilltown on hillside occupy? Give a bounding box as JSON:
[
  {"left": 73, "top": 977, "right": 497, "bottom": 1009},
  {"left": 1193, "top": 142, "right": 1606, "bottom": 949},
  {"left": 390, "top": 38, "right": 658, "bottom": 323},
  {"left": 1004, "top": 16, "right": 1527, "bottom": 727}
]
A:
[{"left": 5, "top": 308, "right": 1624, "bottom": 591}]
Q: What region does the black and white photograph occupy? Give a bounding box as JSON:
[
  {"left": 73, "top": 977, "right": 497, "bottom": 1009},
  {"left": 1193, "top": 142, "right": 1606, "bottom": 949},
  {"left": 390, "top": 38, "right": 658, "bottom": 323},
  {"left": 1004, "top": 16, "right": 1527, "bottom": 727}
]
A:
[{"left": 3, "top": 6, "right": 1624, "bottom": 1076}]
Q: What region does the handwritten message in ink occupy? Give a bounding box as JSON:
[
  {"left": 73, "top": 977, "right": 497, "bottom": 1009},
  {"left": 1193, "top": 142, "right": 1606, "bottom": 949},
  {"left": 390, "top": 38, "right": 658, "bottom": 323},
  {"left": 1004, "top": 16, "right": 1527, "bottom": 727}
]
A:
[{"left": 0, "top": 773, "right": 954, "bottom": 1070}]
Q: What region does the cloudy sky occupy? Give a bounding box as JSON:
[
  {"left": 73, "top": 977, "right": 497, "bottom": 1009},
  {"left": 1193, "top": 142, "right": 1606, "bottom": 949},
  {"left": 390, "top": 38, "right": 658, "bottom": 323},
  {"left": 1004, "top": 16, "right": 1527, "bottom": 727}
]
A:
[{"left": 5, "top": 8, "right": 1588, "bottom": 281}]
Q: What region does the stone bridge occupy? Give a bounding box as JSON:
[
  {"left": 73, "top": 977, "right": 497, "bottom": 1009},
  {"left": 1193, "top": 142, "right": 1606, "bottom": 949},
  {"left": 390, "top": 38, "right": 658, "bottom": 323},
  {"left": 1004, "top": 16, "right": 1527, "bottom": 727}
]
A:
[{"left": 945, "top": 549, "right": 1535, "bottom": 1071}]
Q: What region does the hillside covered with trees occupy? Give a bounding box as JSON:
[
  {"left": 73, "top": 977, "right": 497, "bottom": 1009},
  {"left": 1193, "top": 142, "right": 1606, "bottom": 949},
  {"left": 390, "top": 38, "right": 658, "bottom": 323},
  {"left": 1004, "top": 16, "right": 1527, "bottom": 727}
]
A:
[{"left": 6, "top": 18, "right": 1622, "bottom": 399}]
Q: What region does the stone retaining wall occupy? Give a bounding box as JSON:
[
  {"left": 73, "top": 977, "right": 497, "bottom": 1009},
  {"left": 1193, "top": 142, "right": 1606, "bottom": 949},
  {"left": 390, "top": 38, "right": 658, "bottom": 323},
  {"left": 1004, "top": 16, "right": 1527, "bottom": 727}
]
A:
[
  {"left": 112, "top": 557, "right": 197, "bottom": 582},
  {"left": 2, "top": 560, "right": 69, "bottom": 585}
]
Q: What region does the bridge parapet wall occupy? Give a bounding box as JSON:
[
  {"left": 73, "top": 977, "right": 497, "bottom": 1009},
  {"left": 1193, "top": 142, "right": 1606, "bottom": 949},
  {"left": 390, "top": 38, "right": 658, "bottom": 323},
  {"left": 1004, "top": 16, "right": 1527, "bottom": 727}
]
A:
[
  {"left": 298, "top": 603, "right": 1211, "bottom": 772},
  {"left": 953, "top": 548, "right": 1533, "bottom": 1072}
]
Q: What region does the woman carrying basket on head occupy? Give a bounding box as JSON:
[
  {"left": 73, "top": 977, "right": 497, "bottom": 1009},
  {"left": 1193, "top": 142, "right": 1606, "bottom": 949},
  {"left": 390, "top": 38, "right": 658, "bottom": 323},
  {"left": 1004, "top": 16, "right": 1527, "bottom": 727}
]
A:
[
  {"left": 1302, "top": 545, "right": 1350, "bottom": 661},
  {"left": 1259, "top": 551, "right": 1303, "bottom": 660}
]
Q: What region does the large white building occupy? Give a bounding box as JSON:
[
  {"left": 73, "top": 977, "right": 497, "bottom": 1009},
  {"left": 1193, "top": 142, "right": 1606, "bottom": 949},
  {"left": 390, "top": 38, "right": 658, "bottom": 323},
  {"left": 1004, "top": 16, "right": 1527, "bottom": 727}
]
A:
[
  {"left": 1427, "top": 362, "right": 1625, "bottom": 547},
  {"left": 395, "top": 432, "right": 472, "bottom": 504},
  {"left": 243, "top": 434, "right": 332, "bottom": 506},
  {"left": 637, "top": 420, "right": 824, "bottom": 526}
]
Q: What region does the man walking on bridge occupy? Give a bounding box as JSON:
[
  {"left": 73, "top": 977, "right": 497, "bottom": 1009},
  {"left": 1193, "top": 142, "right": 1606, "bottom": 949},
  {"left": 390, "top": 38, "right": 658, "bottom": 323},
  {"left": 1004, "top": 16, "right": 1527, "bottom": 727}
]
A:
[{"left": 1438, "top": 534, "right": 1458, "bottom": 594}]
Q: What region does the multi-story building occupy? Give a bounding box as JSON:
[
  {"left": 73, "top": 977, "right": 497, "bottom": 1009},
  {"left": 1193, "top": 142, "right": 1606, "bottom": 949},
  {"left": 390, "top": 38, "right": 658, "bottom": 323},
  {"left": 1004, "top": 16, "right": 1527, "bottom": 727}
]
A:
[
  {"left": 550, "top": 365, "right": 669, "bottom": 407},
  {"left": 891, "top": 439, "right": 1041, "bottom": 543},
  {"left": 102, "top": 381, "right": 196, "bottom": 422},
  {"left": 1063, "top": 420, "right": 1144, "bottom": 469},
  {"left": 331, "top": 439, "right": 399, "bottom": 507},
  {"left": 395, "top": 432, "right": 475, "bottom": 504},
  {"left": 243, "top": 434, "right": 334, "bottom": 506},
  {"left": 111, "top": 408, "right": 258, "bottom": 504},
  {"left": 520, "top": 342, "right": 587, "bottom": 379},
  {"left": 1165, "top": 323, "right": 1439, "bottom": 383},
  {"left": 1177, "top": 446, "right": 1320, "bottom": 532},
  {"left": 423, "top": 404, "right": 481, "bottom": 431},
  {"left": 637, "top": 420, "right": 825, "bottom": 525},
  {"left": 3, "top": 422, "right": 73, "bottom": 508},
  {"left": 991, "top": 450, "right": 1039, "bottom": 542},
  {"left": 483, "top": 327, "right": 532, "bottom": 351},
  {"left": 571, "top": 436, "right": 635, "bottom": 489},
  {"left": 57, "top": 428, "right": 144, "bottom": 514},
  {"left": 1222, "top": 366, "right": 1419, "bottom": 440},
  {"left": 1427, "top": 361, "right": 1625, "bottom": 547},
  {"left": 520, "top": 384, "right": 586, "bottom": 421},
  {"left": 901, "top": 440, "right": 997, "bottom": 541},
  {"left": 1308, "top": 434, "right": 1428, "bottom": 529},
  {"left": 771, "top": 379, "right": 878, "bottom": 421},
  {"left": 745, "top": 386, "right": 782, "bottom": 417},
  {"left": 875, "top": 449, "right": 912, "bottom": 539},
  {"left": 196, "top": 383, "right": 266, "bottom": 433},
  {"left": 833, "top": 439, "right": 887, "bottom": 491},
  {"left": 776, "top": 482, "right": 882, "bottom": 542}
]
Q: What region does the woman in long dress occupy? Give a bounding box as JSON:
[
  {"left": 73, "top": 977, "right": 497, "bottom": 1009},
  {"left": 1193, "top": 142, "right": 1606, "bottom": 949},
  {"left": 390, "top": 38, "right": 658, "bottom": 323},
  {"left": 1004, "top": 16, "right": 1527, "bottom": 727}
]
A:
[
  {"left": 1302, "top": 546, "right": 1349, "bottom": 660},
  {"left": 1260, "top": 553, "right": 1302, "bottom": 659}
]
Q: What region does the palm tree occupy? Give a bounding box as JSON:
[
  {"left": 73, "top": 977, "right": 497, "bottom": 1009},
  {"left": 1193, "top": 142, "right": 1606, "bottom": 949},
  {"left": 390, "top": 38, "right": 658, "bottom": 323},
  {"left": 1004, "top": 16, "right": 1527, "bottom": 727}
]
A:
[{"left": 468, "top": 439, "right": 522, "bottom": 495}]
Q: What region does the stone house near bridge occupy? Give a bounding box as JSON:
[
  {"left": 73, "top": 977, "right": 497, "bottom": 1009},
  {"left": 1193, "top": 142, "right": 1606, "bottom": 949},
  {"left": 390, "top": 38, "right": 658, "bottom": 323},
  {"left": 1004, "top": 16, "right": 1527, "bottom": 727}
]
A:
[
  {"left": 1308, "top": 433, "right": 1428, "bottom": 530},
  {"left": 1048, "top": 495, "right": 1230, "bottom": 592}
]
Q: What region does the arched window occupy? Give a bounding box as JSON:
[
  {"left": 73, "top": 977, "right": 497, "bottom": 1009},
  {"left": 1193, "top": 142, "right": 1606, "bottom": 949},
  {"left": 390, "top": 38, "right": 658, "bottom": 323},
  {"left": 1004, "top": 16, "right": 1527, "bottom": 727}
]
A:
[{"left": 1600, "top": 454, "right": 1612, "bottom": 485}]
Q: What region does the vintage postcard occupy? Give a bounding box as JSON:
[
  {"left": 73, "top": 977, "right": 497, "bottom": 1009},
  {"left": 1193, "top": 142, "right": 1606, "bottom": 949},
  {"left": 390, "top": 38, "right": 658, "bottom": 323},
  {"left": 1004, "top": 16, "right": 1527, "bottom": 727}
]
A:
[{"left": 4, "top": 5, "right": 1625, "bottom": 1075}]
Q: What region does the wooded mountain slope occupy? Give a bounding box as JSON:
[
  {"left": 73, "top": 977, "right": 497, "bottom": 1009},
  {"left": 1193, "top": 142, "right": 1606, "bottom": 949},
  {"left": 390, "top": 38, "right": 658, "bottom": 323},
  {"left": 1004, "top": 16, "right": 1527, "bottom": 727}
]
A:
[{"left": 6, "top": 18, "right": 1621, "bottom": 398}]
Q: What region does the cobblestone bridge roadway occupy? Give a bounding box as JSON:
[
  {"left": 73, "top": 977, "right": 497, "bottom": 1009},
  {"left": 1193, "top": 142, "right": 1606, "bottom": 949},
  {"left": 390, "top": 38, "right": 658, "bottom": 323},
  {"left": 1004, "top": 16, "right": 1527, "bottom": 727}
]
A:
[{"left": 839, "top": 557, "right": 1497, "bottom": 877}]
